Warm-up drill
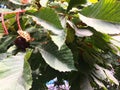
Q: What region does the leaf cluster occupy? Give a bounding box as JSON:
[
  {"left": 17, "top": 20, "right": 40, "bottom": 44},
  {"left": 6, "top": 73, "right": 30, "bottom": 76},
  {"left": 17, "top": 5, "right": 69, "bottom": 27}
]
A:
[{"left": 0, "top": 0, "right": 120, "bottom": 90}]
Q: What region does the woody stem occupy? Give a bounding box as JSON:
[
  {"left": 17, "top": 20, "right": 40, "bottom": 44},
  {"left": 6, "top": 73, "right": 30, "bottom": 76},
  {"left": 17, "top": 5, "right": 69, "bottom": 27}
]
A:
[{"left": 1, "top": 13, "right": 9, "bottom": 35}]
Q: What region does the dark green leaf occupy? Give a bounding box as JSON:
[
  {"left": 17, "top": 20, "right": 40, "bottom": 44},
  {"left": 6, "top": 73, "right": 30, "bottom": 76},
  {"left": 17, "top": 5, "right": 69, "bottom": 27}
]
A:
[
  {"left": 29, "top": 7, "right": 66, "bottom": 49},
  {"left": 39, "top": 41, "right": 77, "bottom": 72},
  {"left": 32, "top": 7, "right": 63, "bottom": 29},
  {"left": 81, "top": 0, "right": 120, "bottom": 23},
  {"left": 0, "top": 35, "right": 16, "bottom": 53},
  {"left": 92, "top": 76, "right": 107, "bottom": 90},
  {"left": 67, "top": 0, "right": 87, "bottom": 11}
]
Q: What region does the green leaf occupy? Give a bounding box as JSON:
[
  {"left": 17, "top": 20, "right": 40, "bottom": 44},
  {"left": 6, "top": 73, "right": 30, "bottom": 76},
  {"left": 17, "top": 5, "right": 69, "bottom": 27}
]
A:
[
  {"left": 93, "top": 64, "right": 119, "bottom": 86},
  {"left": 79, "top": 14, "right": 120, "bottom": 34},
  {"left": 0, "top": 9, "right": 15, "bottom": 32},
  {"left": 29, "top": 7, "right": 66, "bottom": 49},
  {"left": 0, "top": 16, "right": 16, "bottom": 33},
  {"left": 24, "top": 49, "right": 33, "bottom": 61},
  {"left": 0, "top": 35, "right": 16, "bottom": 53},
  {"left": 81, "top": 0, "right": 120, "bottom": 24},
  {"left": 23, "top": 59, "right": 32, "bottom": 90},
  {"left": 93, "top": 64, "right": 107, "bottom": 80},
  {"left": 67, "top": 20, "right": 93, "bottom": 37},
  {"left": 50, "top": 31, "right": 66, "bottom": 50},
  {"left": 66, "top": 28, "right": 75, "bottom": 43},
  {"left": 89, "top": 30, "right": 112, "bottom": 51},
  {"left": 39, "top": 41, "right": 77, "bottom": 72},
  {"left": 104, "top": 69, "right": 119, "bottom": 85},
  {"left": 92, "top": 76, "right": 107, "bottom": 90},
  {"left": 32, "top": 7, "right": 63, "bottom": 29},
  {"left": 111, "top": 36, "right": 120, "bottom": 48},
  {"left": 75, "top": 29, "right": 93, "bottom": 37},
  {"left": 0, "top": 53, "right": 32, "bottom": 90},
  {"left": 67, "top": 0, "right": 87, "bottom": 11}
]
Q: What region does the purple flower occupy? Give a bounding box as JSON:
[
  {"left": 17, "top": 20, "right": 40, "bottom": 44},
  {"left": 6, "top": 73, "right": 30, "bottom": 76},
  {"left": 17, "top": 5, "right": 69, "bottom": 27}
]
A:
[{"left": 46, "top": 78, "right": 70, "bottom": 90}]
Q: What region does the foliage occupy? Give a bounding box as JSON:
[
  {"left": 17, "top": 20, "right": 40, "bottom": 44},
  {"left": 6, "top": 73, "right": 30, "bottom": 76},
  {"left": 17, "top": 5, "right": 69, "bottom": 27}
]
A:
[{"left": 0, "top": 0, "right": 120, "bottom": 90}]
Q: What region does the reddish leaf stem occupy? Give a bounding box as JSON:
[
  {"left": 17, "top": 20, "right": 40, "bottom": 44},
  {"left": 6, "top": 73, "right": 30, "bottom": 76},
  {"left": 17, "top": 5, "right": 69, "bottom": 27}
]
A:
[
  {"left": 16, "top": 12, "right": 22, "bottom": 30},
  {"left": 0, "top": 9, "right": 26, "bottom": 35},
  {"left": 3, "top": 9, "right": 26, "bottom": 15},
  {"left": 1, "top": 13, "right": 9, "bottom": 35}
]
